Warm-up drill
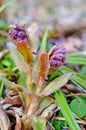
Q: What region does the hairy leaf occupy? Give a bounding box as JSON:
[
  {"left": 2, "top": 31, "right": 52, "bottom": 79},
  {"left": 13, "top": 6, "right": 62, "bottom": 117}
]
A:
[
  {"left": 27, "top": 23, "right": 39, "bottom": 52},
  {"left": 0, "top": 75, "right": 29, "bottom": 94},
  {"left": 19, "top": 91, "right": 30, "bottom": 108},
  {"left": 17, "top": 42, "right": 33, "bottom": 64},
  {"left": 41, "top": 103, "right": 56, "bottom": 119},
  {"left": 22, "top": 115, "right": 31, "bottom": 130},
  {"left": 40, "top": 73, "right": 72, "bottom": 96},
  {"left": 33, "top": 52, "right": 50, "bottom": 94},
  {"left": 27, "top": 94, "right": 38, "bottom": 115},
  {"left": 39, "top": 52, "right": 50, "bottom": 79},
  {"left": 18, "top": 72, "right": 27, "bottom": 87},
  {"left": 7, "top": 42, "right": 28, "bottom": 73},
  {"left": 36, "top": 96, "right": 55, "bottom": 115},
  {"left": 32, "top": 116, "right": 46, "bottom": 130},
  {"left": 40, "top": 29, "right": 48, "bottom": 51}
]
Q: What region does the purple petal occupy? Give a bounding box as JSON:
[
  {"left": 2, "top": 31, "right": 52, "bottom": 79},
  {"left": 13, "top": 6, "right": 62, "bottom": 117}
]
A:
[{"left": 18, "top": 31, "right": 26, "bottom": 38}]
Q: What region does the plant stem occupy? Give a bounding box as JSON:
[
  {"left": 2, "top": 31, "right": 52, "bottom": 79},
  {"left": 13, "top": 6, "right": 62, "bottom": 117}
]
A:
[
  {"left": 27, "top": 64, "right": 33, "bottom": 92},
  {"left": 0, "top": 82, "right": 4, "bottom": 98},
  {"left": 54, "top": 90, "right": 81, "bottom": 130}
]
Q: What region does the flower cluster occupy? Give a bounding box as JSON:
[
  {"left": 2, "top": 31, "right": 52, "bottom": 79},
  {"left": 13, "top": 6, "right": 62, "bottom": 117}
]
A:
[
  {"left": 49, "top": 44, "right": 67, "bottom": 68},
  {"left": 8, "top": 24, "right": 29, "bottom": 44},
  {"left": 8, "top": 24, "right": 67, "bottom": 69}
]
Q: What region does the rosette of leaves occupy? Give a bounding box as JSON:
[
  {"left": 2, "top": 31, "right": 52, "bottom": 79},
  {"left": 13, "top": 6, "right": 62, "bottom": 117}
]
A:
[{"left": 0, "top": 24, "right": 72, "bottom": 130}]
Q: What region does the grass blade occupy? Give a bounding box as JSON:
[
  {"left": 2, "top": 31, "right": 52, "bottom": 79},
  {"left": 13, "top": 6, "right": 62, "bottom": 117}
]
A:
[
  {"left": 0, "top": 0, "right": 16, "bottom": 13},
  {"left": 60, "top": 67, "right": 86, "bottom": 90},
  {"left": 66, "top": 57, "right": 86, "bottom": 65},
  {"left": 0, "top": 76, "right": 12, "bottom": 88},
  {"left": 54, "top": 90, "right": 81, "bottom": 130},
  {"left": 0, "top": 82, "right": 4, "bottom": 98},
  {"left": 67, "top": 51, "right": 86, "bottom": 57},
  {"left": 40, "top": 29, "right": 48, "bottom": 51}
]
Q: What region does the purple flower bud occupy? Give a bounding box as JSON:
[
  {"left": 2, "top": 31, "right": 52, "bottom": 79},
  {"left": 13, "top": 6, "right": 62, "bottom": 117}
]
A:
[
  {"left": 10, "top": 24, "right": 25, "bottom": 31},
  {"left": 49, "top": 44, "right": 67, "bottom": 68},
  {"left": 8, "top": 24, "right": 29, "bottom": 44}
]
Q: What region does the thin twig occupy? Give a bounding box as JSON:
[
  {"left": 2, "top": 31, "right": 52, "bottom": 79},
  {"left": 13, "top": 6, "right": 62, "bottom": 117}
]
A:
[
  {"left": 66, "top": 93, "right": 86, "bottom": 97},
  {"left": 54, "top": 117, "right": 86, "bottom": 125},
  {"left": 47, "top": 121, "right": 55, "bottom": 130}
]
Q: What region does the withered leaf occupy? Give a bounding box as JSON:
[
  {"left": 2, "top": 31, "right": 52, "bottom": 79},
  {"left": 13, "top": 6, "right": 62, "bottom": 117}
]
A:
[
  {"left": 0, "top": 104, "right": 10, "bottom": 130},
  {"left": 5, "top": 95, "right": 22, "bottom": 105},
  {"left": 7, "top": 110, "right": 25, "bottom": 130}
]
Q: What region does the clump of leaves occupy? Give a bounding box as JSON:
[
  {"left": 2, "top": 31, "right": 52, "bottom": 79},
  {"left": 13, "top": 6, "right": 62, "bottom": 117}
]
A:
[
  {"left": 0, "top": 24, "right": 81, "bottom": 130},
  {"left": 70, "top": 96, "right": 86, "bottom": 118}
]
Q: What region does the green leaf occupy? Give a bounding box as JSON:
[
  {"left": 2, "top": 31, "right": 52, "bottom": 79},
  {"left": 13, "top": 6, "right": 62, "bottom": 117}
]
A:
[
  {"left": 40, "top": 73, "right": 72, "bottom": 96},
  {"left": 54, "top": 90, "right": 81, "bottom": 130},
  {"left": 19, "top": 91, "right": 31, "bottom": 108},
  {"left": 32, "top": 116, "right": 46, "bottom": 130},
  {"left": 48, "top": 71, "right": 61, "bottom": 81},
  {"left": 18, "top": 72, "right": 27, "bottom": 87},
  {"left": 66, "top": 57, "right": 86, "bottom": 65},
  {"left": 0, "top": 54, "right": 15, "bottom": 70},
  {"left": 0, "top": 81, "right": 4, "bottom": 98},
  {"left": 40, "top": 29, "right": 48, "bottom": 51},
  {"left": 0, "top": 0, "right": 16, "bottom": 13},
  {"left": 1, "top": 59, "right": 12, "bottom": 67},
  {"left": 60, "top": 67, "right": 86, "bottom": 90},
  {"left": 0, "top": 76, "right": 29, "bottom": 94},
  {"left": 0, "top": 34, "right": 7, "bottom": 40},
  {"left": 71, "top": 75, "right": 86, "bottom": 90},
  {"left": 7, "top": 42, "right": 28, "bottom": 73},
  {"left": 36, "top": 97, "right": 54, "bottom": 115},
  {"left": 52, "top": 120, "right": 67, "bottom": 130},
  {"left": 0, "top": 25, "right": 10, "bottom": 31},
  {"left": 0, "top": 75, "right": 12, "bottom": 88},
  {"left": 60, "top": 67, "right": 86, "bottom": 80},
  {"left": 70, "top": 97, "right": 86, "bottom": 118},
  {"left": 67, "top": 51, "right": 86, "bottom": 57},
  {"left": 80, "top": 66, "right": 86, "bottom": 75}
]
